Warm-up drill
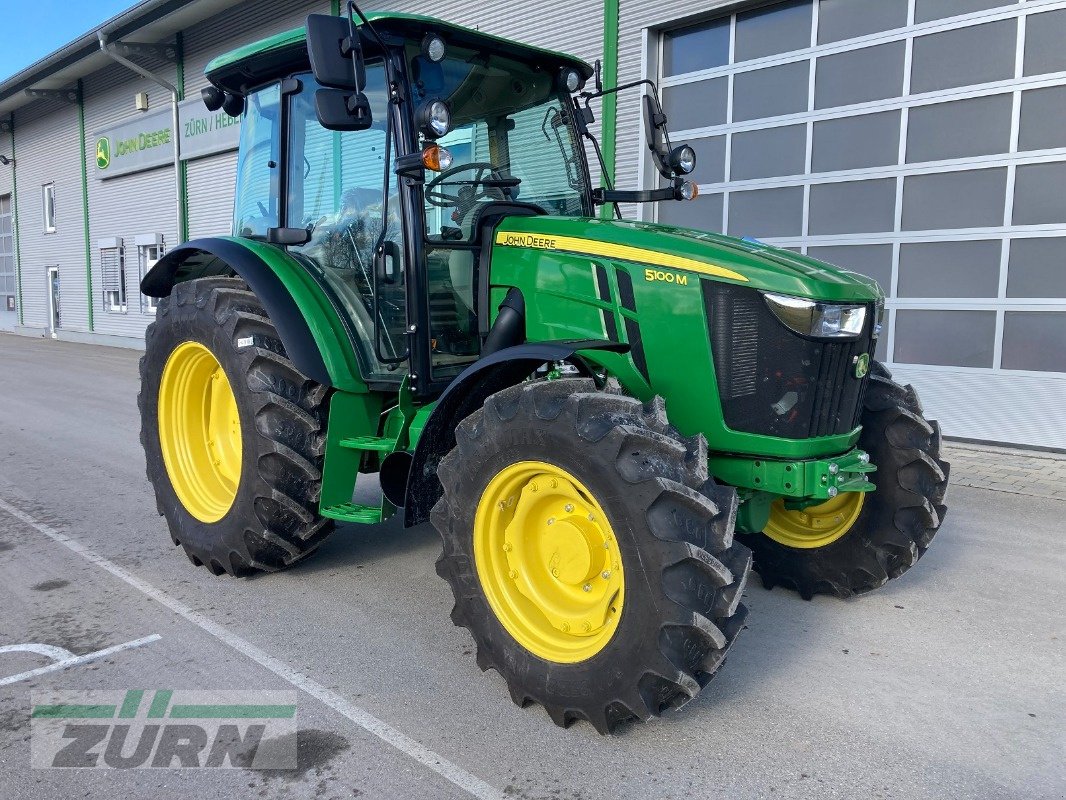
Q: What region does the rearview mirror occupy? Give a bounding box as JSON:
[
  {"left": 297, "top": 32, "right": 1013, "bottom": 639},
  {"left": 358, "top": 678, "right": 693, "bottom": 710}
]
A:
[
  {"left": 306, "top": 13, "right": 366, "bottom": 91},
  {"left": 315, "top": 88, "right": 372, "bottom": 131}
]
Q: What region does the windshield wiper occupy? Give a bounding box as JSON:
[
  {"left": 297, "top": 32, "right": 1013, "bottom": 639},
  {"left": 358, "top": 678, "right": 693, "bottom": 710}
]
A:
[{"left": 542, "top": 106, "right": 582, "bottom": 192}]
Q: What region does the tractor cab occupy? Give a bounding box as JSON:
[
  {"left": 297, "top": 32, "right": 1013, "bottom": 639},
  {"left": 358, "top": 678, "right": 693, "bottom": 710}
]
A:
[{"left": 201, "top": 13, "right": 626, "bottom": 396}]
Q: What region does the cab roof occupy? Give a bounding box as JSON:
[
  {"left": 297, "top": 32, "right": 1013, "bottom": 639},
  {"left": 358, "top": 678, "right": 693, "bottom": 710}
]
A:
[{"left": 205, "top": 12, "right": 594, "bottom": 95}]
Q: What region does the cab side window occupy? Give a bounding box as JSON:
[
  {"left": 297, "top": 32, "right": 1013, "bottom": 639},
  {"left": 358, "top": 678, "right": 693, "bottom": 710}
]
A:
[{"left": 233, "top": 83, "right": 281, "bottom": 238}]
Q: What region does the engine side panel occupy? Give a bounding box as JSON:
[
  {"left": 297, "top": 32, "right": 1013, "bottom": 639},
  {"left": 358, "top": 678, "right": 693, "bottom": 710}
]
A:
[{"left": 487, "top": 218, "right": 867, "bottom": 459}]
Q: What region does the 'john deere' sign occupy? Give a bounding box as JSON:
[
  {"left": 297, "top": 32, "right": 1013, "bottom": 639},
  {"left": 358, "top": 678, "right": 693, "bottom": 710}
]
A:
[{"left": 94, "top": 98, "right": 241, "bottom": 179}]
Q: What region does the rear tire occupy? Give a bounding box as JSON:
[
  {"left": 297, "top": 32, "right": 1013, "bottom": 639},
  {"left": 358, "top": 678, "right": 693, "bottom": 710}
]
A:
[
  {"left": 139, "top": 277, "right": 334, "bottom": 575},
  {"left": 739, "top": 361, "right": 950, "bottom": 599},
  {"left": 432, "top": 379, "right": 751, "bottom": 733}
]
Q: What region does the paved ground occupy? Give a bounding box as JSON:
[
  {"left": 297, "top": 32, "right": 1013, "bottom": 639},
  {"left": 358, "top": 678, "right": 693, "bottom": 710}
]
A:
[
  {"left": 943, "top": 442, "right": 1066, "bottom": 503},
  {"left": 0, "top": 333, "right": 1062, "bottom": 800}
]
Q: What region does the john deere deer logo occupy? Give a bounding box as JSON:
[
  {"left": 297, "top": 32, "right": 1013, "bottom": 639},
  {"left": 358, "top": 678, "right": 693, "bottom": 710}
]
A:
[
  {"left": 96, "top": 137, "right": 110, "bottom": 170},
  {"left": 855, "top": 352, "right": 871, "bottom": 379}
]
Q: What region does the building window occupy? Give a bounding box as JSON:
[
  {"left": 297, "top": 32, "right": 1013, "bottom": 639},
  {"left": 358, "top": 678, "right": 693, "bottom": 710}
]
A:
[
  {"left": 99, "top": 237, "right": 126, "bottom": 312},
  {"left": 135, "top": 234, "right": 164, "bottom": 314},
  {"left": 42, "top": 183, "right": 56, "bottom": 233}
]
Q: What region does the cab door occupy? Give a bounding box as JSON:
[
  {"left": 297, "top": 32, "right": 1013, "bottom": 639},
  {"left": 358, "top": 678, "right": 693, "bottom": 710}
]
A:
[{"left": 283, "top": 66, "right": 412, "bottom": 382}]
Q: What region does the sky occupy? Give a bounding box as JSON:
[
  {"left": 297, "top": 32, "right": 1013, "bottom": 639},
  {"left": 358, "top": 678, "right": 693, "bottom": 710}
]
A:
[{"left": 0, "top": 0, "right": 134, "bottom": 82}]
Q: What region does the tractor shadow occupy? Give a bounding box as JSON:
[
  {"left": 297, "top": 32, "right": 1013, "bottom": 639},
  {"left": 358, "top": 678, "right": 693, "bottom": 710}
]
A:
[
  {"left": 279, "top": 517, "right": 439, "bottom": 578},
  {"left": 279, "top": 472, "right": 440, "bottom": 577}
]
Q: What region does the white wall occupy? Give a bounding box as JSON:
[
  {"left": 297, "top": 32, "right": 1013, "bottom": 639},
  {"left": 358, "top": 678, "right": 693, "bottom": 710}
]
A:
[{"left": 12, "top": 98, "right": 84, "bottom": 335}]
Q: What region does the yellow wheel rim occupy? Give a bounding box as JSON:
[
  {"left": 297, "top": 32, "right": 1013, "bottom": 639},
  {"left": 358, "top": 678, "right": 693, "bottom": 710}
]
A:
[
  {"left": 473, "top": 461, "right": 624, "bottom": 664},
  {"left": 763, "top": 492, "right": 865, "bottom": 549},
  {"left": 158, "top": 341, "right": 243, "bottom": 523}
]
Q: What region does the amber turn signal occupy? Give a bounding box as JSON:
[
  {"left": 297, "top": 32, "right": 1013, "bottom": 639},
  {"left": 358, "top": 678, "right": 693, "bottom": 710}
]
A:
[{"left": 422, "top": 144, "right": 453, "bottom": 172}]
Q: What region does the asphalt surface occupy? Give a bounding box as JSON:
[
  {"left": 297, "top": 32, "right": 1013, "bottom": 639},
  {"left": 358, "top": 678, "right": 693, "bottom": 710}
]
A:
[{"left": 0, "top": 333, "right": 1062, "bottom": 800}]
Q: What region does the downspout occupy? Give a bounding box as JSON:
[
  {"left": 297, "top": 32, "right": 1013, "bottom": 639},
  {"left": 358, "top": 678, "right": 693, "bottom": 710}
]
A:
[
  {"left": 175, "top": 31, "right": 189, "bottom": 243},
  {"left": 599, "top": 0, "right": 619, "bottom": 220},
  {"left": 97, "top": 32, "right": 186, "bottom": 246},
  {"left": 77, "top": 79, "right": 94, "bottom": 331}
]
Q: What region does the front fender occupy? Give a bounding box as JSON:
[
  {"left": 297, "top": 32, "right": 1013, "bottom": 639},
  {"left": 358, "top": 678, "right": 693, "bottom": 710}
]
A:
[
  {"left": 142, "top": 236, "right": 365, "bottom": 393},
  {"left": 403, "top": 339, "right": 629, "bottom": 527}
]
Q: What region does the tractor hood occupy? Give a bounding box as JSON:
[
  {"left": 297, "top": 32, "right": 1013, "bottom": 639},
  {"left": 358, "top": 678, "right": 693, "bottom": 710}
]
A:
[{"left": 492, "top": 216, "right": 884, "bottom": 303}]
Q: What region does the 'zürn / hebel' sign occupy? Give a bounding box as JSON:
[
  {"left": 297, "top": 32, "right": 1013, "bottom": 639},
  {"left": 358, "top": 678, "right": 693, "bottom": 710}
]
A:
[{"left": 94, "top": 98, "right": 241, "bottom": 179}]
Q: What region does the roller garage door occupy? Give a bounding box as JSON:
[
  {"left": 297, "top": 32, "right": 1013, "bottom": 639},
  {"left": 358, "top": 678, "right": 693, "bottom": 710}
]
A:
[
  {"left": 648, "top": 0, "right": 1066, "bottom": 449},
  {"left": 186, "top": 151, "right": 239, "bottom": 239}
]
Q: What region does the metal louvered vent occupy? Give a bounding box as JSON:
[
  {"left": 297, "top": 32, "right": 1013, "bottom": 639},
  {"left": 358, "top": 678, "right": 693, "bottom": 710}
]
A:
[
  {"left": 703, "top": 281, "right": 873, "bottom": 439},
  {"left": 713, "top": 290, "right": 759, "bottom": 399}
]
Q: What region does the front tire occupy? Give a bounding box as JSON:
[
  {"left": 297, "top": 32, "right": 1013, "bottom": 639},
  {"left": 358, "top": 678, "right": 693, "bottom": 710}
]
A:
[
  {"left": 139, "top": 277, "right": 334, "bottom": 575},
  {"left": 432, "top": 379, "right": 751, "bottom": 733},
  {"left": 739, "top": 362, "right": 950, "bottom": 599}
]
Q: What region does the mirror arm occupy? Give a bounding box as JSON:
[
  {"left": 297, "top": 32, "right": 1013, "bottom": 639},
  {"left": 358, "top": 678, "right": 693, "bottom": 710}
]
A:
[
  {"left": 593, "top": 185, "right": 681, "bottom": 204},
  {"left": 579, "top": 77, "right": 658, "bottom": 102}
]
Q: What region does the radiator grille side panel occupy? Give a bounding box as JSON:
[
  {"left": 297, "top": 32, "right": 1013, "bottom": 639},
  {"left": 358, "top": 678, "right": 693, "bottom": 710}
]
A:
[{"left": 703, "top": 281, "right": 873, "bottom": 439}]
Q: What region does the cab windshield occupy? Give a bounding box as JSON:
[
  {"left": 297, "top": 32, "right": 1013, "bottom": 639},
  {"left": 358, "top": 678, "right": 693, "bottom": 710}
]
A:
[{"left": 407, "top": 44, "right": 592, "bottom": 243}]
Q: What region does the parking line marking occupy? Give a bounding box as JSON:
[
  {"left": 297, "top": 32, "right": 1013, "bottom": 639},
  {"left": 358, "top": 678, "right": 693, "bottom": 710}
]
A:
[
  {"left": 0, "top": 497, "right": 505, "bottom": 800},
  {"left": 0, "top": 643, "right": 76, "bottom": 661},
  {"left": 0, "top": 635, "right": 161, "bottom": 687}
]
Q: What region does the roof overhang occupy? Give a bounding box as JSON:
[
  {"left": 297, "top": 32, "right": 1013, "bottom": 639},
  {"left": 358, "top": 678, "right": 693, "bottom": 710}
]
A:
[{"left": 0, "top": 0, "right": 241, "bottom": 118}]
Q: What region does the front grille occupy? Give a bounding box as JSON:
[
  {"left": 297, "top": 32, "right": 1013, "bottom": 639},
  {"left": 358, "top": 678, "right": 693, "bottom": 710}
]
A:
[{"left": 703, "top": 282, "right": 873, "bottom": 439}]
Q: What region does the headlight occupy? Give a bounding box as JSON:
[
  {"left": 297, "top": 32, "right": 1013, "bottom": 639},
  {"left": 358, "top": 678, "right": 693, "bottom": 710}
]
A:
[
  {"left": 763, "top": 292, "right": 867, "bottom": 339},
  {"left": 669, "top": 144, "right": 696, "bottom": 174},
  {"left": 418, "top": 99, "right": 451, "bottom": 138},
  {"left": 421, "top": 34, "right": 446, "bottom": 62},
  {"left": 559, "top": 67, "right": 584, "bottom": 93}
]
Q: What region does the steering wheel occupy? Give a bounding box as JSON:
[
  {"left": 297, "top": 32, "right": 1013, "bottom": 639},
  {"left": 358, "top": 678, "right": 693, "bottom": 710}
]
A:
[{"left": 425, "top": 162, "right": 512, "bottom": 207}]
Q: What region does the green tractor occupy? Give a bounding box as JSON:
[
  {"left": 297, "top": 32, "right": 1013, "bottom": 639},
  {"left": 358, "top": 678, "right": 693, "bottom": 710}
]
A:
[{"left": 139, "top": 6, "right": 949, "bottom": 733}]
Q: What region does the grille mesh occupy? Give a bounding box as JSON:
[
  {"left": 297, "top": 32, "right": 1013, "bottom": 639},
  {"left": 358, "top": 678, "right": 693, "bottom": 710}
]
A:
[{"left": 703, "top": 282, "right": 873, "bottom": 439}]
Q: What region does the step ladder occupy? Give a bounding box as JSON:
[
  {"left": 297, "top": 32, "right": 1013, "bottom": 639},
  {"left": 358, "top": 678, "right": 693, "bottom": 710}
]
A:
[{"left": 319, "top": 436, "right": 397, "bottom": 524}]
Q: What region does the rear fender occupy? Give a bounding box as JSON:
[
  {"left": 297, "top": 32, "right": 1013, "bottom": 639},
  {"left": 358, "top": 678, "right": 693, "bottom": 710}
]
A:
[
  {"left": 142, "top": 236, "right": 366, "bottom": 392},
  {"left": 403, "top": 339, "right": 629, "bottom": 527}
]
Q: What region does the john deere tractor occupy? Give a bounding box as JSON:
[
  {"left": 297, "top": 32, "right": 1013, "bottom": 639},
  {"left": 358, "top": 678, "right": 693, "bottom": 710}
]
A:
[{"left": 138, "top": 6, "right": 949, "bottom": 733}]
